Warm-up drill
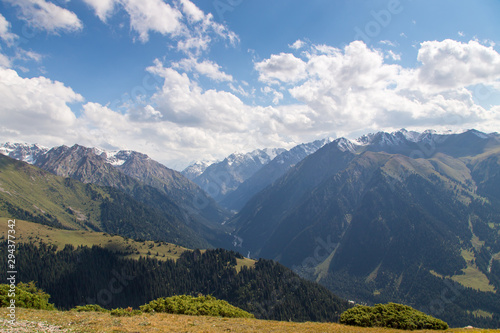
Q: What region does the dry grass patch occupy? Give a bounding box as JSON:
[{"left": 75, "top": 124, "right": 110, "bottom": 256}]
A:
[{"left": 1, "top": 309, "right": 499, "bottom": 333}]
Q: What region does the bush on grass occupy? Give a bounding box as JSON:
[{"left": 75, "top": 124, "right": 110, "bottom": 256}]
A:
[
  {"left": 0, "top": 281, "right": 55, "bottom": 310},
  {"left": 140, "top": 295, "right": 254, "bottom": 319},
  {"left": 340, "top": 302, "right": 448, "bottom": 330}
]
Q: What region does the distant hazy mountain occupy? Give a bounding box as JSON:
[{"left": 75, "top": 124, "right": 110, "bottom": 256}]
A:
[
  {"left": 220, "top": 138, "right": 335, "bottom": 211},
  {"left": 181, "top": 160, "right": 213, "bottom": 180},
  {"left": 184, "top": 148, "right": 285, "bottom": 202},
  {"left": 229, "top": 129, "right": 500, "bottom": 327}
]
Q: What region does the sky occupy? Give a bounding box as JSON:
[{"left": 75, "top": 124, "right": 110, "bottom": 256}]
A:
[{"left": 0, "top": 0, "right": 499, "bottom": 170}]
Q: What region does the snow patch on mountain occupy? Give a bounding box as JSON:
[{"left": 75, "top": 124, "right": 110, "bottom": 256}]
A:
[
  {"left": 182, "top": 160, "right": 215, "bottom": 180},
  {"left": 335, "top": 138, "right": 357, "bottom": 153},
  {"left": 103, "top": 150, "right": 135, "bottom": 166},
  {"left": 0, "top": 142, "right": 49, "bottom": 164}
]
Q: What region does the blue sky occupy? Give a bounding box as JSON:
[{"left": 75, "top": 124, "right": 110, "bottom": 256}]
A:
[{"left": 0, "top": 0, "right": 499, "bottom": 169}]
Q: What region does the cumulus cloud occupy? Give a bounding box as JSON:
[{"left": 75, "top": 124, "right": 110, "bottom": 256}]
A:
[
  {"left": 256, "top": 40, "right": 500, "bottom": 134},
  {"left": 172, "top": 57, "right": 233, "bottom": 82},
  {"left": 81, "top": 0, "right": 116, "bottom": 21},
  {"left": 0, "top": 68, "right": 83, "bottom": 137},
  {"left": 255, "top": 53, "right": 308, "bottom": 84},
  {"left": 178, "top": 0, "right": 205, "bottom": 22},
  {"left": 82, "top": 0, "right": 238, "bottom": 55},
  {"left": 122, "top": 0, "right": 183, "bottom": 42},
  {"left": 4, "top": 0, "right": 83, "bottom": 33},
  {"left": 289, "top": 39, "right": 306, "bottom": 50},
  {"left": 146, "top": 59, "right": 247, "bottom": 130},
  {"left": 416, "top": 39, "right": 500, "bottom": 91}
]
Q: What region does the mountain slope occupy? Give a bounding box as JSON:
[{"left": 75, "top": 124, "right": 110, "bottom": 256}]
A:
[
  {"left": 185, "top": 148, "right": 285, "bottom": 202},
  {"left": 220, "top": 138, "right": 334, "bottom": 211},
  {"left": 0, "top": 154, "right": 209, "bottom": 248},
  {"left": 228, "top": 129, "right": 500, "bottom": 328},
  {"left": 230, "top": 138, "right": 356, "bottom": 255},
  {"left": 29, "top": 144, "right": 230, "bottom": 246},
  {"left": 113, "top": 150, "right": 230, "bottom": 229}
]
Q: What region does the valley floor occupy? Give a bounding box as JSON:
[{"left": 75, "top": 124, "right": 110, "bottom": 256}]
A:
[{"left": 0, "top": 309, "right": 498, "bottom": 333}]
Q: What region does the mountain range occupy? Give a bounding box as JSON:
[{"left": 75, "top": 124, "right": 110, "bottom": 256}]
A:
[
  {"left": 0, "top": 154, "right": 210, "bottom": 248},
  {"left": 0, "top": 143, "right": 232, "bottom": 248},
  {"left": 183, "top": 139, "right": 334, "bottom": 211},
  {"left": 227, "top": 129, "right": 500, "bottom": 326},
  {"left": 2, "top": 128, "right": 500, "bottom": 327},
  {"left": 182, "top": 148, "right": 285, "bottom": 203}
]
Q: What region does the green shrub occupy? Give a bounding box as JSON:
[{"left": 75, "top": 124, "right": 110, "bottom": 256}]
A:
[
  {"left": 0, "top": 281, "right": 55, "bottom": 310},
  {"left": 340, "top": 303, "right": 448, "bottom": 330},
  {"left": 71, "top": 304, "right": 109, "bottom": 313},
  {"left": 110, "top": 307, "right": 142, "bottom": 317},
  {"left": 140, "top": 295, "right": 255, "bottom": 319}
]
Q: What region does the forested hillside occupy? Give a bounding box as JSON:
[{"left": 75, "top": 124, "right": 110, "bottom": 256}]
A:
[{"left": 0, "top": 242, "right": 348, "bottom": 322}]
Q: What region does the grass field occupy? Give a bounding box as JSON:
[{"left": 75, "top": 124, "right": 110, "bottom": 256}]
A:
[
  {"left": 0, "top": 218, "right": 255, "bottom": 270},
  {"left": 1, "top": 308, "right": 499, "bottom": 333},
  {"left": 450, "top": 249, "right": 496, "bottom": 293}
]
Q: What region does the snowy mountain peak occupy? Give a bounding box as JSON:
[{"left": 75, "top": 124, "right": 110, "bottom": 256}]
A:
[
  {"left": 182, "top": 160, "right": 215, "bottom": 180},
  {"left": 356, "top": 129, "right": 439, "bottom": 146},
  {"left": 0, "top": 142, "right": 49, "bottom": 164},
  {"left": 334, "top": 137, "right": 357, "bottom": 153},
  {"left": 224, "top": 148, "right": 286, "bottom": 167}
]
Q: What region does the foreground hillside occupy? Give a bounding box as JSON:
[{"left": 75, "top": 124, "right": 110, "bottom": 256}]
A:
[
  {"left": 1, "top": 308, "right": 498, "bottom": 333},
  {"left": 0, "top": 219, "right": 348, "bottom": 322}
]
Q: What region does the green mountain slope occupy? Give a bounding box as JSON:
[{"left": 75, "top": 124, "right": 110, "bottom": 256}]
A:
[
  {"left": 0, "top": 154, "right": 209, "bottom": 248},
  {"left": 33, "top": 144, "right": 231, "bottom": 246},
  {"left": 229, "top": 130, "right": 500, "bottom": 328}
]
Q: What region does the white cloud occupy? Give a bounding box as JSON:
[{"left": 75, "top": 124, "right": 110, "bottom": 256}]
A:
[
  {"left": 0, "top": 68, "right": 83, "bottom": 137},
  {"left": 172, "top": 57, "right": 233, "bottom": 82},
  {"left": 379, "top": 40, "right": 396, "bottom": 47},
  {"left": 81, "top": 0, "right": 116, "bottom": 21},
  {"left": 82, "top": 0, "right": 238, "bottom": 56},
  {"left": 15, "top": 49, "right": 43, "bottom": 63},
  {"left": 121, "top": 0, "right": 183, "bottom": 42},
  {"left": 256, "top": 40, "right": 500, "bottom": 135},
  {"left": 4, "top": 0, "right": 83, "bottom": 33},
  {"left": 178, "top": 0, "right": 205, "bottom": 23},
  {"left": 255, "top": 53, "right": 308, "bottom": 84},
  {"left": 175, "top": 0, "right": 238, "bottom": 56},
  {"left": 146, "top": 60, "right": 247, "bottom": 130},
  {"left": 229, "top": 83, "right": 250, "bottom": 97},
  {"left": 0, "top": 53, "right": 11, "bottom": 68},
  {"left": 262, "top": 86, "right": 283, "bottom": 105},
  {"left": 386, "top": 50, "right": 401, "bottom": 61},
  {"left": 416, "top": 39, "right": 500, "bottom": 91},
  {"left": 289, "top": 39, "right": 306, "bottom": 50},
  {"left": 0, "top": 13, "right": 18, "bottom": 45}
]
